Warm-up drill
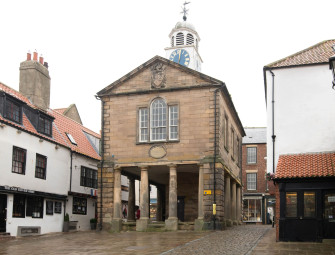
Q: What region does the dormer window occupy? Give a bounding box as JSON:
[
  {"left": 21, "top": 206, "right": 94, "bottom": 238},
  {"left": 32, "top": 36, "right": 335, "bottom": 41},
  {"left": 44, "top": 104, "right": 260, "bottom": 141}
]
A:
[
  {"left": 38, "top": 116, "right": 52, "bottom": 136},
  {"left": 176, "top": 32, "right": 184, "bottom": 45},
  {"left": 186, "top": 34, "right": 194, "bottom": 45},
  {"left": 5, "top": 98, "right": 21, "bottom": 124}
]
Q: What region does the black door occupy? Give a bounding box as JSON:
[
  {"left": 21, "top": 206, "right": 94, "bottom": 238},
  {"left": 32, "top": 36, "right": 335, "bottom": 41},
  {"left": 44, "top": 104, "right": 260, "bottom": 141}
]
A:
[
  {"left": 177, "top": 196, "right": 185, "bottom": 222},
  {"left": 323, "top": 191, "right": 335, "bottom": 239},
  {"left": 0, "top": 194, "right": 7, "bottom": 232}
]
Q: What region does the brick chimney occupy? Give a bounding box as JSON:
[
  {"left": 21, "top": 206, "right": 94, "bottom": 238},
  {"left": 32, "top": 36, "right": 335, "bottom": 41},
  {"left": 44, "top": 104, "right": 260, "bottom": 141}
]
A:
[{"left": 19, "top": 50, "right": 51, "bottom": 110}]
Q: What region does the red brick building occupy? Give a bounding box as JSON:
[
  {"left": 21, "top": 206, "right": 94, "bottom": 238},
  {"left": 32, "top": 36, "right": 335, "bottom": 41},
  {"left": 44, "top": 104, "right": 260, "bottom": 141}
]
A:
[{"left": 242, "top": 127, "right": 275, "bottom": 224}]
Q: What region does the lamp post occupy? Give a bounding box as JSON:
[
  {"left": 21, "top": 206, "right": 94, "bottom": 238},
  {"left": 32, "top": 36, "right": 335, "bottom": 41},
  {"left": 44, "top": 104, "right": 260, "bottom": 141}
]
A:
[{"left": 329, "top": 55, "right": 335, "bottom": 90}]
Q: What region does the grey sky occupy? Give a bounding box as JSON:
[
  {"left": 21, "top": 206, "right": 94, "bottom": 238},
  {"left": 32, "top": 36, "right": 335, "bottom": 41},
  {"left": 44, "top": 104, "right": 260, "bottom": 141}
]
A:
[{"left": 1, "top": 0, "right": 334, "bottom": 133}]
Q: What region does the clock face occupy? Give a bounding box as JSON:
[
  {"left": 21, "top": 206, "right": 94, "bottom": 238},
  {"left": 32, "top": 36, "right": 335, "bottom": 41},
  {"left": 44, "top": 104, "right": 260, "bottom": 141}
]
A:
[{"left": 169, "top": 49, "right": 190, "bottom": 67}]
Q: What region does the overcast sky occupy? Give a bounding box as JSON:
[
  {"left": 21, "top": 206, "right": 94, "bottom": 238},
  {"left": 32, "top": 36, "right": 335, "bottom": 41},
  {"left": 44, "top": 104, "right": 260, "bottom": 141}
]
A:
[{"left": 1, "top": 0, "right": 334, "bottom": 133}]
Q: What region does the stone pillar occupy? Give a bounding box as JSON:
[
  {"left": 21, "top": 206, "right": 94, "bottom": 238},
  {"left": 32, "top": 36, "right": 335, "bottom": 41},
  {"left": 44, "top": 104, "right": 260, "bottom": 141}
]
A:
[
  {"left": 236, "top": 185, "right": 242, "bottom": 225},
  {"left": 231, "top": 181, "right": 237, "bottom": 225},
  {"left": 136, "top": 166, "right": 149, "bottom": 231},
  {"left": 111, "top": 167, "right": 122, "bottom": 232},
  {"left": 195, "top": 164, "right": 204, "bottom": 231},
  {"left": 127, "top": 177, "right": 136, "bottom": 222},
  {"left": 156, "top": 187, "right": 162, "bottom": 221},
  {"left": 165, "top": 164, "right": 178, "bottom": 231},
  {"left": 224, "top": 175, "right": 232, "bottom": 227}
]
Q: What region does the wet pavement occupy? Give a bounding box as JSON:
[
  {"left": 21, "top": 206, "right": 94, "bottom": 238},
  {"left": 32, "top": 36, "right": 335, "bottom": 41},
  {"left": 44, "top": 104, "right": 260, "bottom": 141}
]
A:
[{"left": 0, "top": 225, "right": 334, "bottom": 255}]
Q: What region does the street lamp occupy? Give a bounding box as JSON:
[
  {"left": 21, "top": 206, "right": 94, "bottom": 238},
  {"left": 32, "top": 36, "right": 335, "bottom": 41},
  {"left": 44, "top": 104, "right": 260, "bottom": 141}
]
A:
[{"left": 329, "top": 55, "right": 335, "bottom": 90}]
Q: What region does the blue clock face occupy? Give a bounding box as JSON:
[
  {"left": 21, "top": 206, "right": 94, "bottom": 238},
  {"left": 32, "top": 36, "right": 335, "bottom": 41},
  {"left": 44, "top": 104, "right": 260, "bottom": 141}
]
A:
[{"left": 169, "top": 49, "right": 190, "bottom": 67}]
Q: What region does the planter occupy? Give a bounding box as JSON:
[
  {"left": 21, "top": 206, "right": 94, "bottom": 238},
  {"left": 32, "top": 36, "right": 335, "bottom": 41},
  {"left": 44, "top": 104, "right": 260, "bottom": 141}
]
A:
[
  {"left": 90, "top": 222, "right": 97, "bottom": 230},
  {"left": 63, "top": 221, "right": 70, "bottom": 232}
]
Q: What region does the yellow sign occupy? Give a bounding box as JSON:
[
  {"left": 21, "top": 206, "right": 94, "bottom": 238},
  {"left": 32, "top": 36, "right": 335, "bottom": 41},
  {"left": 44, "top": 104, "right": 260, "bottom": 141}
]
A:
[
  {"left": 213, "top": 204, "right": 216, "bottom": 215},
  {"left": 204, "top": 190, "right": 211, "bottom": 195}
]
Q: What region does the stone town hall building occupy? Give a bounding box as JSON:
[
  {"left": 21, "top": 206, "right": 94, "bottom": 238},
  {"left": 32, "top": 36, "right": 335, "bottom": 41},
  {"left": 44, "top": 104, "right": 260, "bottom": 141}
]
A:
[{"left": 96, "top": 15, "right": 245, "bottom": 231}]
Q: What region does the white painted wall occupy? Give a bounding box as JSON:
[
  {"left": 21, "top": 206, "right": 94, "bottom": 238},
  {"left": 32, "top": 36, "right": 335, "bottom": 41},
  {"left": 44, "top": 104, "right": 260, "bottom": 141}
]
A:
[
  {"left": 265, "top": 64, "right": 335, "bottom": 173},
  {"left": 0, "top": 125, "right": 69, "bottom": 194},
  {"left": 4, "top": 194, "right": 65, "bottom": 236}
]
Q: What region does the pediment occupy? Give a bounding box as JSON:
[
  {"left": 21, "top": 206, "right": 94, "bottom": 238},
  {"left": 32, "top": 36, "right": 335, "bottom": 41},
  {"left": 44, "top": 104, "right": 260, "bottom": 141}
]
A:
[{"left": 97, "top": 56, "right": 222, "bottom": 96}]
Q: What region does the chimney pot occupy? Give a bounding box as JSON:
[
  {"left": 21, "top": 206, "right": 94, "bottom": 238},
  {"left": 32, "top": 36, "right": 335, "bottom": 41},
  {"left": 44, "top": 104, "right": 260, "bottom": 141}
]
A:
[
  {"left": 27, "top": 52, "right": 31, "bottom": 61},
  {"left": 44, "top": 62, "right": 49, "bottom": 69},
  {"left": 33, "top": 51, "right": 38, "bottom": 61},
  {"left": 39, "top": 56, "right": 44, "bottom": 65}
]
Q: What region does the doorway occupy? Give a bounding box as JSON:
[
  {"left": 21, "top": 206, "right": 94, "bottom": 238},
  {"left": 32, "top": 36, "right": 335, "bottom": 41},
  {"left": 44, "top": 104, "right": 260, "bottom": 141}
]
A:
[
  {"left": 324, "top": 191, "right": 335, "bottom": 239},
  {"left": 177, "top": 196, "right": 185, "bottom": 222},
  {"left": 0, "top": 194, "right": 7, "bottom": 232}
]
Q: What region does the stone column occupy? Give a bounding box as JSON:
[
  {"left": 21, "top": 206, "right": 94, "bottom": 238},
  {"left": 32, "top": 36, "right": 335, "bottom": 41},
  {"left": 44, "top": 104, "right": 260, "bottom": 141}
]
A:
[
  {"left": 195, "top": 164, "right": 204, "bottom": 231},
  {"left": 127, "top": 177, "right": 135, "bottom": 222},
  {"left": 165, "top": 164, "right": 178, "bottom": 231},
  {"left": 231, "top": 181, "right": 237, "bottom": 225},
  {"left": 156, "top": 187, "right": 162, "bottom": 221},
  {"left": 224, "top": 174, "right": 232, "bottom": 227},
  {"left": 236, "top": 185, "right": 242, "bottom": 225},
  {"left": 136, "top": 166, "right": 149, "bottom": 231},
  {"left": 111, "top": 167, "right": 122, "bottom": 232}
]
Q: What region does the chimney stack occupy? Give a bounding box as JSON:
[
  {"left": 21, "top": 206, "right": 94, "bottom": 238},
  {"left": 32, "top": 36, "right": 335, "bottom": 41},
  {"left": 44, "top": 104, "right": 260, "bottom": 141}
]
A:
[
  {"left": 19, "top": 50, "right": 51, "bottom": 110},
  {"left": 27, "top": 51, "right": 31, "bottom": 61},
  {"left": 33, "top": 51, "right": 38, "bottom": 61}
]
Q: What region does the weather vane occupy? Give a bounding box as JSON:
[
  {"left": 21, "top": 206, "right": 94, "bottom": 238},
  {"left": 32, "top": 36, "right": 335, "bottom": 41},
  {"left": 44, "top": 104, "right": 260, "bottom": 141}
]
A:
[{"left": 181, "top": 1, "right": 190, "bottom": 21}]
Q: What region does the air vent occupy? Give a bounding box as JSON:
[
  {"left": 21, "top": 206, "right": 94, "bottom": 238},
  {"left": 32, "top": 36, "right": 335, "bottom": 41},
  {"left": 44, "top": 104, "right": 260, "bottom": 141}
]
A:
[
  {"left": 186, "top": 34, "right": 194, "bottom": 45},
  {"left": 176, "top": 33, "right": 184, "bottom": 46}
]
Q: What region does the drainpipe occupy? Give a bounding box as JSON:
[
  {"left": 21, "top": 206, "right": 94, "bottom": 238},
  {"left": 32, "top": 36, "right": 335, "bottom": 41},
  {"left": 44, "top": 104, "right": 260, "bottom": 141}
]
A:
[
  {"left": 70, "top": 150, "right": 73, "bottom": 192},
  {"left": 213, "top": 88, "right": 220, "bottom": 230},
  {"left": 270, "top": 70, "right": 276, "bottom": 174},
  {"left": 95, "top": 95, "right": 104, "bottom": 231}
]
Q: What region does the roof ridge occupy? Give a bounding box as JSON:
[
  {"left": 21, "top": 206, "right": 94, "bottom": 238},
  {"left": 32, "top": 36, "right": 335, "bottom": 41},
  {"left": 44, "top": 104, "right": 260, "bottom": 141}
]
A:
[{"left": 265, "top": 39, "right": 335, "bottom": 68}]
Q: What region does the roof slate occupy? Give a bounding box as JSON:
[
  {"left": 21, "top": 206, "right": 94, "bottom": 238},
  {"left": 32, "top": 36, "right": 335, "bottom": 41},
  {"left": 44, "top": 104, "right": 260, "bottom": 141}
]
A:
[
  {"left": 275, "top": 152, "right": 335, "bottom": 179},
  {"left": 266, "top": 39, "right": 335, "bottom": 68},
  {"left": 242, "top": 127, "right": 266, "bottom": 144},
  {"left": 0, "top": 82, "right": 100, "bottom": 160}
]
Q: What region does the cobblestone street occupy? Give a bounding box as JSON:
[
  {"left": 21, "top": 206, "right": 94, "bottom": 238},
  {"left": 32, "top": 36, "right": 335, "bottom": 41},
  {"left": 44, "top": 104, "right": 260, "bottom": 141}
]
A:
[{"left": 0, "top": 225, "right": 334, "bottom": 255}]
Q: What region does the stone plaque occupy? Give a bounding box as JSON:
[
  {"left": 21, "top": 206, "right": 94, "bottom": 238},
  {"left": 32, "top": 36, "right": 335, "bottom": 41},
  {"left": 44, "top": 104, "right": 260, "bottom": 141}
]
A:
[{"left": 149, "top": 145, "right": 167, "bottom": 159}]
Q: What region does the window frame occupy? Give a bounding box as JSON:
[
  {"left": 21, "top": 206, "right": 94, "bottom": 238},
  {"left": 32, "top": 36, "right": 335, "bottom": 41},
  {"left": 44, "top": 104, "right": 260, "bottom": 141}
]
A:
[
  {"left": 46, "top": 200, "right": 54, "bottom": 215},
  {"left": 12, "top": 194, "right": 26, "bottom": 218},
  {"left": 80, "top": 166, "right": 98, "bottom": 189},
  {"left": 35, "top": 154, "right": 47, "bottom": 179},
  {"left": 247, "top": 147, "right": 257, "bottom": 164},
  {"left": 247, "top": 173, "right": 257, "bottom": 191},
  {"left": 54, "top": 201, "right": 62, "bottom": 214},
  {"left": 5, "top": 97, "right": 21, "bottom": 124},
  {"left": 12, "top": 146, "right": 26, "bottom": 175},
  {"left": 150, "top": 98, "right": 167, "bottom": 141},
  {"left": 38, "top": 115, "right": 52, "bottom": 136},
  {"left": 26, "top": 196, "right": 44, "bottom": 218},
  {"left": 73, "top": 197, "right": 87, "bottom": 215},
  {"left": 138, "top": 98, "right": 179, "bottom": 143}
]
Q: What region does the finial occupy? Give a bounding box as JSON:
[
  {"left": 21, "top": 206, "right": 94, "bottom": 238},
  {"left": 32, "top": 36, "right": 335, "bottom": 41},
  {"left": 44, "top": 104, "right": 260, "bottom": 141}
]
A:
[{"left": 181, "top": 1, "right": 190, "bottom": 21}]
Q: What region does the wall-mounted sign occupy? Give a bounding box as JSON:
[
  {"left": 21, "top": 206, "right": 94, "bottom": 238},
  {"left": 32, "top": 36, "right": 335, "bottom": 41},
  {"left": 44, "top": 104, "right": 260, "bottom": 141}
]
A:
[
  {"left": 204, "top": 190, "right": 211, "bottom": 195},
  {"left": 0, "top": 185, "right": 35, "bottom": 194}
]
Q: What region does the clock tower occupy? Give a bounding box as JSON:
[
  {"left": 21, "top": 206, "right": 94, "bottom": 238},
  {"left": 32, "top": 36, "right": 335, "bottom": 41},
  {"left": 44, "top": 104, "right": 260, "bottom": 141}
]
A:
[{"left": 165, "top": 2, "right": 202, "bottom": 72}]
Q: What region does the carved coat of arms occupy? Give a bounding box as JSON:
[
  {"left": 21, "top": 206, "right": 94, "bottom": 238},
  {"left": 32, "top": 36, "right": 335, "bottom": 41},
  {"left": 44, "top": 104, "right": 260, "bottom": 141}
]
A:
[{"left": 151, "top": 63, "right": 166, "bottom": 89}]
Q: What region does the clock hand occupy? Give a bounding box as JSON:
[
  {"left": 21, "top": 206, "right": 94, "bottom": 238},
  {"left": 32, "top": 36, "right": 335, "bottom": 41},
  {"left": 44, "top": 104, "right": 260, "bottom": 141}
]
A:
[{"left": 178, "top": 50, "right": 181, "bottom": 63}]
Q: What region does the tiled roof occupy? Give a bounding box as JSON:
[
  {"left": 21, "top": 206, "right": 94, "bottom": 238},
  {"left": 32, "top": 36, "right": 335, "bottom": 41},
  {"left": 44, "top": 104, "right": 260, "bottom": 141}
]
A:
[
  {"left": 242, "top": 127, "right": 266, "bottom": 144},
  {"left": 54, "top": 108, "right": 66, "bottom": 114},
  {"left": 266, "top": 39, "right": 335, "bottom": 68},
  {"left": 275, "top": 152, "right": 335, "bottom": 179},
  {"left": 0, "top": 82, "right": 100, "bottom": 160}
]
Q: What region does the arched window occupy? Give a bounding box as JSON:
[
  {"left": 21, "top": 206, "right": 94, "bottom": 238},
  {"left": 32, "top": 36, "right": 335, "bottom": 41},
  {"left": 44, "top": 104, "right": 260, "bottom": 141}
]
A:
[
  {"left": 176, "top": 32, "right": 184, "bottom": 46},
  {"left": 171, "top": 36, "right": 174, "bottom": 47},
  {"left": 150, "top": 98, "right": 167, "bottom": 141},
  {"left": 186, "top": 34, "right": 194, "bottom": 45},
  {"left": 138, "top": 98, "right": 179, "bottom": 142}
]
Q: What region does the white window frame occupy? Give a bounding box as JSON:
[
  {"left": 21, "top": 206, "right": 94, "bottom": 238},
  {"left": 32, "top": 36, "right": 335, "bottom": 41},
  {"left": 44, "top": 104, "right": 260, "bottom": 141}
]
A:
[
  {"left": 169, "top": 105, "right": 179, "bottom": 140},
  {"left": 247, "top": 173, "right": 257, "bottom": 190},
  {"left": 139, "top": 108, "right": 149, "bottom": 142},
  {"left": 150, "top": 99, "right": 167, "bottom": 141},
  {"left": 247, "top": 147, "right": 257, "bottom": 164}
]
